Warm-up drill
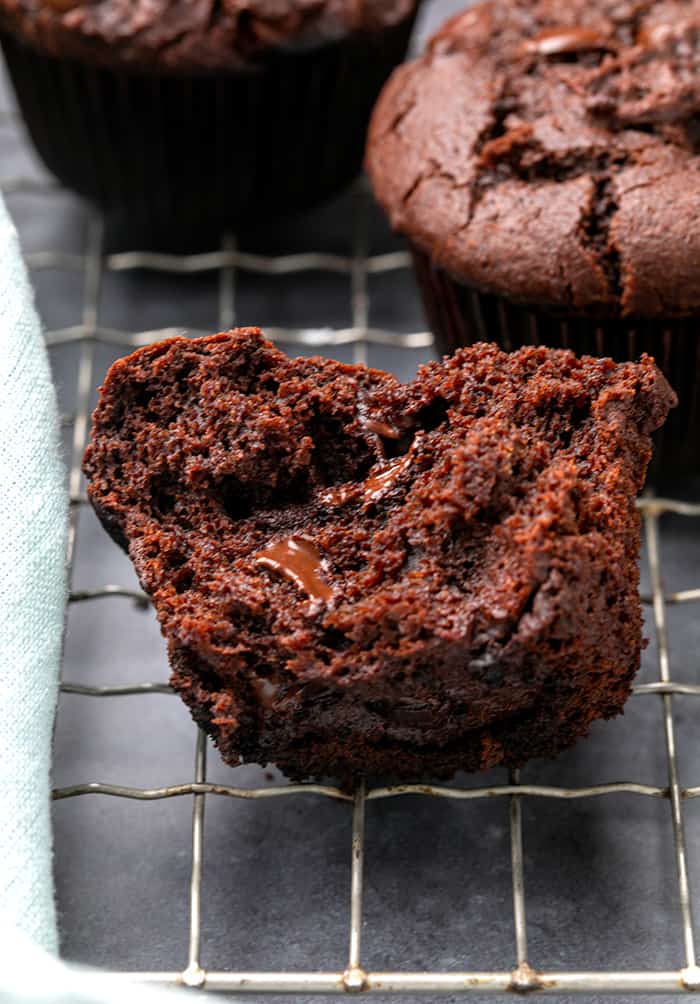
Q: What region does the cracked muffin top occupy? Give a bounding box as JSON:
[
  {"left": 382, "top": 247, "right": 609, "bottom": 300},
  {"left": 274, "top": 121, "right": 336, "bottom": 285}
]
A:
[
  {"left": 366, "top": 0, "right": 700, "bottom": 318},
  {"left": 0, "top": 0, "right": 416, "bottom": 71}
]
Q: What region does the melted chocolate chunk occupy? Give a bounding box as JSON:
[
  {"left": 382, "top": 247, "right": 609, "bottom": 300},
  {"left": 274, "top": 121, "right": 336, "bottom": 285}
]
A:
[
  {"left": 256, "top": 536, "right": 333, "bottom": 605},
  {"left": 362, "top": 454, "right": 413, "bottom": 503},
  {"left": 320, "top": 452, "right": 414, "bottom": 509},
  {"left": 523, "top": 26, "right": 613, "bottom": 56},
  {"left": 364, "top": 418, "right": 401, "bottom": 439},
  {"left": 319, "top": 483, "right": 359, "bottom": 508}
]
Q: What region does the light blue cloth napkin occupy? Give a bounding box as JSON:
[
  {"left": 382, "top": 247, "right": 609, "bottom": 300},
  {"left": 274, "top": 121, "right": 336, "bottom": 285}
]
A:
[
  {"left": 0, "top": 924, "right": 189, "bottom": 1004},
  {"left": 0, "top": 195, "right": 67, "bottom": 954},
  {"left": 0, "top": 196, "right": 187, "bottom": 1000}
]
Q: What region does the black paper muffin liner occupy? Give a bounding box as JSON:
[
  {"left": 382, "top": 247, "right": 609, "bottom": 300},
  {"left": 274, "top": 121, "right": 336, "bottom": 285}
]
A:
[
  {"left": 0, "top": 18, "right": 415, "bottom": 244},
  {"left": 412, "top": 246, "right": 699, "bottom": 481}
]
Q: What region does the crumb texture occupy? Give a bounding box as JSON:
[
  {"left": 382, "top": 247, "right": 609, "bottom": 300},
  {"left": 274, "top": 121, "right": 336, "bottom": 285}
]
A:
[
  {"left": 84, "top": 328, "right": 675, "bottom": 779},
  {"left": 367, "top": 0, "right": 700, "bottom": 317},
  {"left": 0, "top": 0, "right": 416, "bottom": 70}
]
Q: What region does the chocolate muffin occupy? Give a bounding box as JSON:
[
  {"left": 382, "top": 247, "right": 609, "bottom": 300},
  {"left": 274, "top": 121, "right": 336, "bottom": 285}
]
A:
[
  {"left": 83, "top": 328, "right": 674, "bottom": 780},
  {"left": 366, "top": 0, "right": 700, "bottom": 477},
  {"left": 0, "top": 0, "right": 418, "bottom": 240}
]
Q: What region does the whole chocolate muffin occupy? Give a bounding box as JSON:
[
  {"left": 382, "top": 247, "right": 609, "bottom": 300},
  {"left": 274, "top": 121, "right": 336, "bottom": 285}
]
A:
[
  {"left": 0, "top": 0, "right": 418, "bottom": 240},
  {"left": 83, "top": 328, "right": 674, "bottom": 780},
  {"left": 366, "top": 0, "right": 700, "bottom": 477}
]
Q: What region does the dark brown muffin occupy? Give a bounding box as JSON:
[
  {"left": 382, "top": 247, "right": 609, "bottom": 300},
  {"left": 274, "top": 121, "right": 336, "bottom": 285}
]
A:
[
  {"left": 0, "top": 0, "right": 418, "bottom": 240},
  {"left": 83, "top": 328, "right": 674, "bottom": 780},
  {"left": 0, "top": 1, "right": 415, "bottom": 70},
  {"left": 366, "top": 0, "right": 700, "bottom": 477}
]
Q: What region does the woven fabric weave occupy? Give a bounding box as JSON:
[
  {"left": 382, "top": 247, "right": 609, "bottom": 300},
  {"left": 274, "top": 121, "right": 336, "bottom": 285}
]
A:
[
  {"left": 0, "top": 194, "right": 67, "bottom": 954},
  {"left": 0, "top": 195, "right": 191, "bottom": 1001}
]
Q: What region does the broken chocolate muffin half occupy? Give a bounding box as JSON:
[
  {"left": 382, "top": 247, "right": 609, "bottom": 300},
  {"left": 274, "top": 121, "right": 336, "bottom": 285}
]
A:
[{"left": 83, "top": 328, "right": 675, "bottom": 779}]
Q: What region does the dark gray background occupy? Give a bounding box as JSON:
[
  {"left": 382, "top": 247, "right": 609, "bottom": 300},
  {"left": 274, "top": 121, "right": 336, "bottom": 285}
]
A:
[{"left": 1, "top": 3, "right": 699, "bottom": 1001}]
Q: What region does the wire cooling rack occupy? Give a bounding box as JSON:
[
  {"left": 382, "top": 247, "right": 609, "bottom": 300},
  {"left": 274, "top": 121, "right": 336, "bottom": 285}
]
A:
[{"left": 3, "top": 108, "right": 700, "bottom": 998}]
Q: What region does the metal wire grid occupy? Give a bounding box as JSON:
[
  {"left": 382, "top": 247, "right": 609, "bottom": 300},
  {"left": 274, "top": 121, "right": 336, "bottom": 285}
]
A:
[{"left": 3, "top": 123, "right": 700, "bottom": 999}]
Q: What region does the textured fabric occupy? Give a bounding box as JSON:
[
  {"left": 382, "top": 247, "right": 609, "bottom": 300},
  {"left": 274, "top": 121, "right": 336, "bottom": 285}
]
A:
[
  {"left": 0, "top": 195, "right": 191, "bottom": 1000},
  {"left": 0, "top": 194, "right": 67, "bottom": 955},
  {"left": 0, "top": 922, "right": 195, "bottom": 1002}
]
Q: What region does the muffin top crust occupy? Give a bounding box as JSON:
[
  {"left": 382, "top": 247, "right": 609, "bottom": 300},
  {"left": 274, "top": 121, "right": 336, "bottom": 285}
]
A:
[
  {"left": 0, "top": 0, "right": 417, "bottom": 71},
  {"left": 367, "top": 0, "right": 700, "bottom": 317}
]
